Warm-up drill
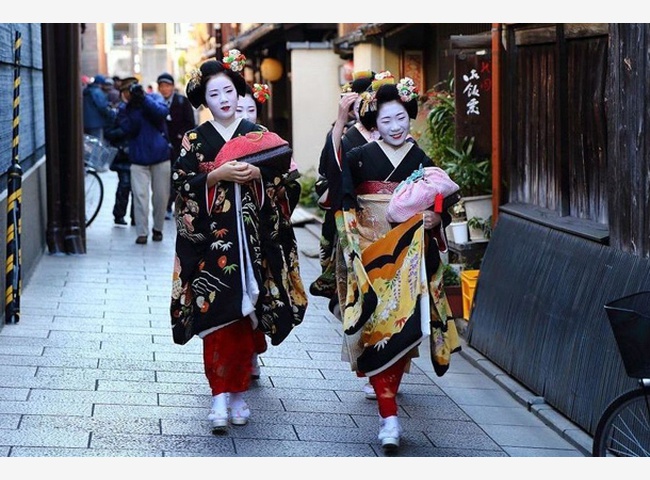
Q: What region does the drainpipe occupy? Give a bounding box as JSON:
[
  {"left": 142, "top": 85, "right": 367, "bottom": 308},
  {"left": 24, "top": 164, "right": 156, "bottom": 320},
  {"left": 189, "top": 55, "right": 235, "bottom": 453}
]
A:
[{"left": 491, "top": 23, "right": 502, "bottom": 225}]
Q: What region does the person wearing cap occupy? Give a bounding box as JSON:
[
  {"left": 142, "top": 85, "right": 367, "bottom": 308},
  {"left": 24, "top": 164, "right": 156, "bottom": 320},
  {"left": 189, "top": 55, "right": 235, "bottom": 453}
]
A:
[
  {"left": 156, "top": 72, "right": 197, "bottom": 220},
  {"left": 82, "top": 74, "right": 115, "bottom": 142},
  {"left": 337, "top": 72, "right": 460, "bottom": 452},
  {"left": 103, "top": 77, "right": 137, "bottom": 227},
  {"left": 116, "top": 78, "right": 171, "bottom": 244}
]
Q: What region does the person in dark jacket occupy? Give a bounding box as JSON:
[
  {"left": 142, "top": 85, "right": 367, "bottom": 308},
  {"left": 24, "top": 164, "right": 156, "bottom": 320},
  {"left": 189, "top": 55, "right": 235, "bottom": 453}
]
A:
[
  {"left": 83, "top": 74, "right": 115, "bottom": 142},
  {"left": 104, "top": 78, "right": 136, "bottom": 226},
  {"left": 156, "top": 72, "right": 197, "bottom": 219},
  {"left": 116, "top": 81, "right": 171, "bottom": 244}
]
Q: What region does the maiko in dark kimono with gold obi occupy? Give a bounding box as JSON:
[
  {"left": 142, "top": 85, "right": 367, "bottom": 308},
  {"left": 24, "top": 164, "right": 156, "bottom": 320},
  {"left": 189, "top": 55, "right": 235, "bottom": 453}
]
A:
[{"left": 170, "top": 119, "right": 307, "bottom": 346}]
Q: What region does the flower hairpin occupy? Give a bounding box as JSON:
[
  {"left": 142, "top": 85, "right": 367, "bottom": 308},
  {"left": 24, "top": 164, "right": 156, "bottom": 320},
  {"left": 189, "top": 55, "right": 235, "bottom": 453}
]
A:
[
  {"left": 222, "top": 49, "right": 246, "bottom": 72},
  {"left": 253, "top": 83, "right": 270, "bottom": 104},
  {"left": 371, "top": 70, "right": 395, "bottom": 91},
  {"left": 340, "top": 82, "right": 353, "bottom": 94},
  {"left": 359, "top": 90, "right": 377, "bottom": 117},
  {"left": 186, "top": 67, "right": 202, "bottom": 91},
  {"left": 396, "top": 77, "right": 419, "bottom": 102},
  {"left": 375, "top": 70, "right": 394, "bottom": 81}
]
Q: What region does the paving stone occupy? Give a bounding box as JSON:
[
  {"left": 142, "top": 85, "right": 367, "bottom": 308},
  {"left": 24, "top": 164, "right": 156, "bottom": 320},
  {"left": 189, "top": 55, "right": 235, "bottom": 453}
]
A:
[{"left": 0, "top": 175, "right": 586, "bottom": 458}]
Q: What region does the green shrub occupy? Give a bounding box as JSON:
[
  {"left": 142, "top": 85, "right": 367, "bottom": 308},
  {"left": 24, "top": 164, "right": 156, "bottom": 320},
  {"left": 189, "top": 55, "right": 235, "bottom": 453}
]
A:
[
  {"left": 443, "top": 263, "right": 461, "bottom": 286},
  {"left": 297, "top": 171, "right": 319, "bottom": 209}
]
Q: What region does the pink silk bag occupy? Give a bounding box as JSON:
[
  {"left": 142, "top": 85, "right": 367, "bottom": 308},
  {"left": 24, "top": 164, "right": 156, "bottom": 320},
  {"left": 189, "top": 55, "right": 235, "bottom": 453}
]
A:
[{"left": 386, "top": 165, "right": 460, "bottom": 223}]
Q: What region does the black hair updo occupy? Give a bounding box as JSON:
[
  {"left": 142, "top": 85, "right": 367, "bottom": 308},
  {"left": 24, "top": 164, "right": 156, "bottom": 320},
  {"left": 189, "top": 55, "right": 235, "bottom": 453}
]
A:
[
  {"left": 360, "top": 83, "right": 418, "bottom": 130},
  {"left": 186, "top": 59, "right": 248, "bottom": 109}
]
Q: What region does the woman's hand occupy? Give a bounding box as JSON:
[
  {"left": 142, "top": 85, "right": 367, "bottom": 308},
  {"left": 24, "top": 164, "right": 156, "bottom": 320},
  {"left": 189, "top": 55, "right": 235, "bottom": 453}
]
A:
[
  {"left": 209, "top": 161, "right": 259, "bottom": 185},
  {"left": 421, "top": 211, "right": 442, "bottom": 230}
]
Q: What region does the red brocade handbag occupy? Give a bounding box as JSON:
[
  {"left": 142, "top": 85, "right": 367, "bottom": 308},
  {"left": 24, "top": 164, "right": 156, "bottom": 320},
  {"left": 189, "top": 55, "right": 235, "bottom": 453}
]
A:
[{"left": 213, "top": 131, "right": 293, "bottom": 171}]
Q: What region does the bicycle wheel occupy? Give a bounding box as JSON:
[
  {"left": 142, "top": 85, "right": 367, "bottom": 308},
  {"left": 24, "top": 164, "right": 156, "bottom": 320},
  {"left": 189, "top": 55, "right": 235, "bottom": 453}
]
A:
[
  {"left": 593, "top": 387, "right": 650, "bottom": 456},
  {"left": 85, "top": 167, "right": 104, "bottom": 227}
]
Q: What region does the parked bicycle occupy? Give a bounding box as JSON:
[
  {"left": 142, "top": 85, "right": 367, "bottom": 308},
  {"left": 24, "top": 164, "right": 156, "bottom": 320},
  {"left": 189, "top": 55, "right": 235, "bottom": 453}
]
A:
[
  {"left": 592, "top": 291, "right": 650, "bottom": 457},
  {"left": 83, "top": 134, "right": 115, "bottom": 227},
  {"left": 84, "top": 160, "right": 104, "bottom": 227}
]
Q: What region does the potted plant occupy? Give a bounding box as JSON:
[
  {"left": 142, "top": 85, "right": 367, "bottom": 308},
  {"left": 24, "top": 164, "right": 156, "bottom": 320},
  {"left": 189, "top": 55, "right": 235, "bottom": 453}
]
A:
[
  {"left": 467, "top": 214, "right": 492, "bottom": 242},
  {"left": 443, "top": 263, "right": 463, "bottom": 318}
]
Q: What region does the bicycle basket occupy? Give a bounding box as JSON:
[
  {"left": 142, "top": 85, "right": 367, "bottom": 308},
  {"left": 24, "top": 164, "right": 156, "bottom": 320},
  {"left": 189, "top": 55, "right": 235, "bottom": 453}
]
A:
[
  {"left": 84, "top": 134, "right": 117, "bottom": 172},
  {"left": 604, "top": 291, "right": 650, "bottom": 378}
]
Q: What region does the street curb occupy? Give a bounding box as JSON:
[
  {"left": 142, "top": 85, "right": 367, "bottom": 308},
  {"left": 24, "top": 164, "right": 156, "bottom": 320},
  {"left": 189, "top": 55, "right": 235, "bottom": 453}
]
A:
[{"left": 457, "top": 338, "right": 592, "bottom": 456}]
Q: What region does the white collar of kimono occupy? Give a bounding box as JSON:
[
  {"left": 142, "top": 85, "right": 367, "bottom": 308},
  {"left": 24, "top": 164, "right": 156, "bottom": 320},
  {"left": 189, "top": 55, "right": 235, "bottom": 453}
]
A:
[
  {"left": 209, "top": 117, "right": 243, "bottom": 141},
  {"left": 377, "top": 139, "right": 413, "bottom": 168}
]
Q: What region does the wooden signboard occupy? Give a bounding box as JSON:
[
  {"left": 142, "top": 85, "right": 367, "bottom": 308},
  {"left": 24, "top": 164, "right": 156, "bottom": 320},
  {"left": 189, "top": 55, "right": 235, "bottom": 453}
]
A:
[{"left": 454, "top": 53, "right": 492, "bottom": 158}]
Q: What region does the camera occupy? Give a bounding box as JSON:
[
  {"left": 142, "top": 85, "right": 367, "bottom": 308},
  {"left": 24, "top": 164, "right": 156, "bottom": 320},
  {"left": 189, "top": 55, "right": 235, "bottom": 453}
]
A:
[
  {"left": 128, "top": 83, "right": 145, "bottom": 106},
  {"left": 129, "top": 83, "right": 144, "bottom": 96}
]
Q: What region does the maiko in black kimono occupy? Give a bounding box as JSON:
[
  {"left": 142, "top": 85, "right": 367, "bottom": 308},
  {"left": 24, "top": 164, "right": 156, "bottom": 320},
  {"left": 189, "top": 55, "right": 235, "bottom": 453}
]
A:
[
  {"left": 170, "top": 119, "right": 307, "bottom": 346},
  {"left": 339, "top": 140, "right": 460, "bottom": 377}
]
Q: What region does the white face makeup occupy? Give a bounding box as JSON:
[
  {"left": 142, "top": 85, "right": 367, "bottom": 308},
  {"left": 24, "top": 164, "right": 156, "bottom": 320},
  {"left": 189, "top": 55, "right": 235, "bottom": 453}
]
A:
[
  {"left": 376, "top": 100, "right": 410, "bottom": 147},
  {"left": 204, "top": 73, "right": 239, "bottom": 124},
  {"left": 235, "top": 94, "right": 258, "bottom": 123}
]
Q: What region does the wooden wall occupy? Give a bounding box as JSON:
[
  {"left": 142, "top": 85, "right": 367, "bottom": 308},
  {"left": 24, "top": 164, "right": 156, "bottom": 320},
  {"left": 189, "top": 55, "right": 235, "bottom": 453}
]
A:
[
  {"left": 467, "top": 23, "right": 650, "bottom": 436},
  {"left": 607, "top": 24, "right": 650, "bottom": 257}
]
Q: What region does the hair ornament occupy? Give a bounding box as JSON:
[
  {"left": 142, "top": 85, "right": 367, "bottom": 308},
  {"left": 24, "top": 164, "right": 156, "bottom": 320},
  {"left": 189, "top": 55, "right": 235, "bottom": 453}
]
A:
[
  {"left": 253, "top": 83, "right": 270, "bottom": 104},
  {"left": 371, "top": 70, "right": 395, "bottom": 91},
  {"left": 222, "top": 49, "right": 247, "bottom": 72},
  {"left": 396, "top": 76, "right": 419, "bottom": 102},
  {"left": 353, "top": 70, "right": 374, "bottom": 81},
  {"left": 186, "top": 67, "right": 203, "bottom": 93},
  {"left": 340, "top": 82, "right": 353, "bottom": 94},
  {"left": 358, "top": 90, "right": 377, "bottom": 117}
]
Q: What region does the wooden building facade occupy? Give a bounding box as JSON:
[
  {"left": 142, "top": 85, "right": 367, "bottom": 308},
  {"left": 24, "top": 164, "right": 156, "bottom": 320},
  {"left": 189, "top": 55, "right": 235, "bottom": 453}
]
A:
[{"left": 468, "top": 23, "right": 650, "bottom": 437}]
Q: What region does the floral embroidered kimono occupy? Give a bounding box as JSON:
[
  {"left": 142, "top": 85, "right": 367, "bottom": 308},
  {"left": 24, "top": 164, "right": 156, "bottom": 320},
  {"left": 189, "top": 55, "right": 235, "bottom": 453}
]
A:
[
  {"left": 310, "top": 124, "right": 372, "bottom": 301},
  {"left": 170, "top": 118, "right": 307, "bottom": 347},
  {"left": 339, "top": 140, "right": 460, "bottom": 377}
]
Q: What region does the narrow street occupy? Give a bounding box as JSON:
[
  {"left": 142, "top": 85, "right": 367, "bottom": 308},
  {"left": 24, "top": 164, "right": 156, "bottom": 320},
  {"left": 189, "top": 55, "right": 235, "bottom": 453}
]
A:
[{"left": 0, "top": 170, "right": 587, "bottom": 458}]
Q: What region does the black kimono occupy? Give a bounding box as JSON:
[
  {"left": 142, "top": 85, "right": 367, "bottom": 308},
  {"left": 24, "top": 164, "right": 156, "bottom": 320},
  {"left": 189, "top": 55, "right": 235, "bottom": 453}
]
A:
[
  {"left": 310, "top": 124, "right": 371, "bottom": 301},
  {"left": 170, "top": 119, "right": 307, "bottom": 346}
]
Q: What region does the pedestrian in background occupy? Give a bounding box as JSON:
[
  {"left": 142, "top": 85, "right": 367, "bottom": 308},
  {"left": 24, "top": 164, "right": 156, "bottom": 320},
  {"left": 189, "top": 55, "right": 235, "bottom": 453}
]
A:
[
  {"left": 116, "top": 81, "right": 171, "bottom": 244},
  {"left": 156, "top": 72, "right": 197, "bottom": 220},
  {"left": 234, "top": 82, "right": 286, "bottom": 380},
  {"left": 170, "top": 51, "right": 307, "bottom": 434},
  {"left": 235, "top": 83, "right": 267, "bottom": 123},
  {"left": 82, "top": 74, "right": 114, "bottom": 142},
  {"left": 235, "top": 82, "right": 269, "bottom": 379},
  {"left": 309, "top": 71, "right": 379, "bottom": 400},
  {"left": 104, "top": 76, "right": 121, "bottom": 108},
  {"left": 338, "top": 73, "right": 460, "bottom": 452},
  {"left": 310, "top": 70, "right": 376, "bottom": 310},
  {"left": 104, "top": 77, "right": 137, "bottom": 227}
]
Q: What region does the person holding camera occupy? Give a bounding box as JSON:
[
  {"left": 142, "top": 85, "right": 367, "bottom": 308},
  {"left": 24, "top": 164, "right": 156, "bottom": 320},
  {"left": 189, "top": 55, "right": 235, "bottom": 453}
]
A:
[
  {"left": 116, "top": 80, "right": 171, "bottom": 244},
  {"left": 104, "top": 77, "right": 136, "bottom": 227}
]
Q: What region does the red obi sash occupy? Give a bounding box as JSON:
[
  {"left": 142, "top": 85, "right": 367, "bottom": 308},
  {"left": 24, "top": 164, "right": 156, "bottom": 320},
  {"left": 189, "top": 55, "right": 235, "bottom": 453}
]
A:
[{"left": 355, "top": 181, "right": 400, "bottom": 195}]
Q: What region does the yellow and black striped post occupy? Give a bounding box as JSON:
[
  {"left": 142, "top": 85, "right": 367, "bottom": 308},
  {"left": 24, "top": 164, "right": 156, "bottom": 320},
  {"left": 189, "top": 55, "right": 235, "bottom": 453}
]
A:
[{"left": 5, "top": 31, "right": 22, "bottom": 324}]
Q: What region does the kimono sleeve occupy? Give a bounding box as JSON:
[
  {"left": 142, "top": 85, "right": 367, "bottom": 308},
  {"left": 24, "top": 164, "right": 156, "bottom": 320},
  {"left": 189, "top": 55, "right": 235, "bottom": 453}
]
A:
[
  {"left": 340, "top": 145, "right": 363, "bottom": 211},
  {"left": 172, "top": 130, "right": 209, "bottom": 210}
]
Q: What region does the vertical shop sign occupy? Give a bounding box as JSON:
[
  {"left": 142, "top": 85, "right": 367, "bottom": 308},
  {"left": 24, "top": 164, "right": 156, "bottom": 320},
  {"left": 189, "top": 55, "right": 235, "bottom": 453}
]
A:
[{"left": 454, "top": 53, "right": 492, "bottom": 158}]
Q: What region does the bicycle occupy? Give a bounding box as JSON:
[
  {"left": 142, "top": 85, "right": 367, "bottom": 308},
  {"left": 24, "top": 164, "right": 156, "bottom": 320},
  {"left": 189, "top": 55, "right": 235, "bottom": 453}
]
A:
[
  {"left": 592, "top": 291, "right": 650, "bottom": 456},
  {"left": 84, "top": 161, "right": 104, "bottom": 227},
  {"left": 83, "top": 134, "right": 115, "bottom": 227}
]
